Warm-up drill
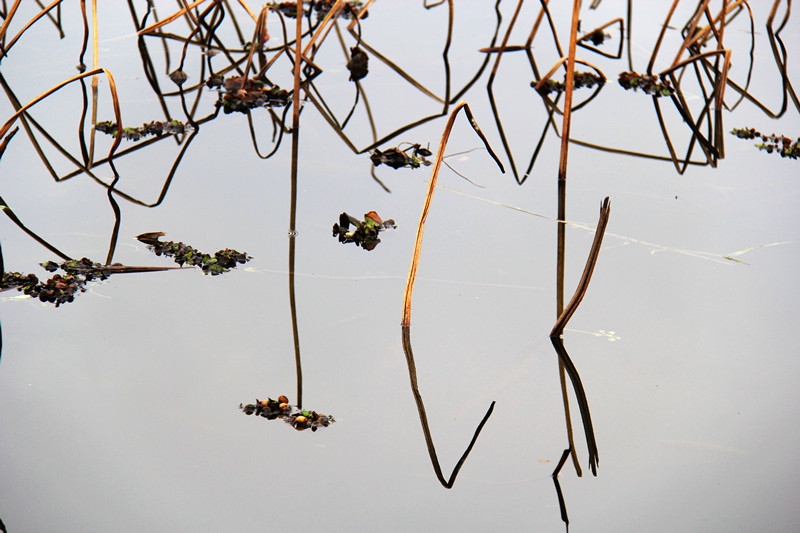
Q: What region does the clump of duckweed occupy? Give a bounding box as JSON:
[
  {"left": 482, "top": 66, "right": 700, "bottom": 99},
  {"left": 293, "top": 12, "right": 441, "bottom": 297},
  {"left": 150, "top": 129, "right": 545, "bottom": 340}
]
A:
[
  {"left": 731, "top": 128, "right": 800, "bottom": 159},
  {"left": 239, "top": 395, "right": 335, "bottom": 432},
  {"left": 137, "top": 232, "right": 251, "bottom": 275},
  {"left": 1, "top": 257, "right": 114, "bottom": 307},
  {"left": 268, "top": 1, "right": 365, "bottom": 21},
  {"left": 534, "top": 71, "right": 606, "bottom": 96},
  {"left": 215, "top": 76, "right": 290, "bottom": 114},
  {"left": 95, "top": 120, "right": 193, "bottom": 141},
  {"left": 618, "top": 71, "right": 674, "bottom": 96}
]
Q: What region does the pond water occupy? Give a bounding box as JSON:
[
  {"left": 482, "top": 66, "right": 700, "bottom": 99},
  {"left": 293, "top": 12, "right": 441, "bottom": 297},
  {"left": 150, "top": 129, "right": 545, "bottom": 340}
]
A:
[{"left": 1, "top": 2, "right": 799, "bottom": 532}]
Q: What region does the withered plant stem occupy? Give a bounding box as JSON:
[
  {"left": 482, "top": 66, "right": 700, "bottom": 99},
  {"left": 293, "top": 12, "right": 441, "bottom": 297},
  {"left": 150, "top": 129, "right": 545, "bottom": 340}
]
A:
[
  {"left": 401, "top": 101, "right": 503, "bottom": 327},
  {"left": 550, "top": 197, "right": 611, "bottom": 477},
  {"left": 555, "top": 0, "right": 582, "bottom": 477},
  {"left": 89, "top": 0, "right": 99, "bottom": 166}
]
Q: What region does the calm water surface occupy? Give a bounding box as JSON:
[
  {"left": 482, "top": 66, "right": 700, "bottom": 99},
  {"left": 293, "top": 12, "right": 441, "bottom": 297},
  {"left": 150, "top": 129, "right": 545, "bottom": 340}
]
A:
[{"left": 1, "top": 2, "right": 799, "bottom": 532}]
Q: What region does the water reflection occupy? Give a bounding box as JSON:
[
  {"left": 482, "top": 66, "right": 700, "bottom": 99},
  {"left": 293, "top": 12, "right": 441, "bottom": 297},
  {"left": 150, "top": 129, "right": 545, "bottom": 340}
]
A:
[
  {"left": 1, "top": 1, "right": 798, "bottom": 530},
  {"left": 400, "top": 325, "right": 495, "bottom": 489}
]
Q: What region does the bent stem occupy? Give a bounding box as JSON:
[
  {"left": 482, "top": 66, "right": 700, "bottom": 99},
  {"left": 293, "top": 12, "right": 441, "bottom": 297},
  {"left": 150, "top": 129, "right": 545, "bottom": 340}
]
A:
[
  {"left": 401, "top": 100, "right": 504, "bottom": 327},
  {"left": 401, "top": 325, "right": 495, "bottom": 488},
  {"left": 551, "top": 197, "right": 611, "bottom": 477}
]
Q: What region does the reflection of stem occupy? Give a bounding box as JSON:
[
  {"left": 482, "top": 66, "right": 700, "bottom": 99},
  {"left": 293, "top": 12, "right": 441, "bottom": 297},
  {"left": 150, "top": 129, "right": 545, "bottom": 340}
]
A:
[
  {"left": 0, "top": 196, "right": 72, "bottom": 261},
  {"left": 289, "top": 0, "right": 303, "bottom": 410},
  {"left": 551, "top": 336, "right": 599, "bottom": 476},
  {"left": 555, "top": 0, "right": 581, "bottom": 477},
  {"left": 401, "top": 325, "right": 494, "bottom": 489},
  {"left": 551, "top": 197, "right": 610, "bottom": 477},
  {"left": 552, "top": 447, "right": 571, "bottom": 531}
]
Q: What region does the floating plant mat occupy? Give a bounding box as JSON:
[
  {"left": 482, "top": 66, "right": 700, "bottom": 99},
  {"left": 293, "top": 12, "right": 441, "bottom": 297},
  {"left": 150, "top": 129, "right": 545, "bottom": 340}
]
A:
[
  {"left": 533, "top": 71, "right": 606, "bottom": 96},
  {"left": 332, "top": 211, "right": 396, "bottom": 251},
  {"left": 0, "top": 258, "right": 177, "bottom": 307},
  {"left": 239, "top": 395, "right": 335, "bottom": 432},
  {"left": 95, "top": 120, "right": 193, "bottom": 141},
  {"left": 617, "top": 71, "right": 675, "bottom": 97},
  {"left": 137, "top": 232, "right": 251, "bottom": 275},
  {"left": 730, "top": 128, "right": 799, "bottom": 160},
  {"left": 213, "top": 76, "right": 290, "bottom": 114}
]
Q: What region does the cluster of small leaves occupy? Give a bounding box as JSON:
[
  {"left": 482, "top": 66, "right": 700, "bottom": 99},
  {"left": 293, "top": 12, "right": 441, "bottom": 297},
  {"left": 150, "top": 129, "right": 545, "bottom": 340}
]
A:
[
  {"left": 95, "top": 120, "right": 192, "bottom": 141},
  {"left": 534, "top": 71, "right": 606, "bottom": 96},
  {"left": 1, "top": 257, "right": 113, "bottom": 307},
  {"left": 332, "top": 211, "right": 396, "bottom": 251},
  {"left": 618, "top": 71, "right": 674, "bottom": 97},
  {"left": 370, "top": 143, "right": 432, "bottom": 169},
  {"left": 137, "top": 232, "right": 251, "bottom": 275},
  {"left": 731, "top": 128, "right": 800, "bottom": 159},
  {"left": 240, "top": 395, "right": 335, "bottom": 432},
  {"left": 215, "top": 76, "right": 290, "bottom": 114},
  {"left": 268, "top": 1, "right": 365, "bottom": 21},
  {"left": 240, "top": 395, "right": 292, "bottom": 419}
]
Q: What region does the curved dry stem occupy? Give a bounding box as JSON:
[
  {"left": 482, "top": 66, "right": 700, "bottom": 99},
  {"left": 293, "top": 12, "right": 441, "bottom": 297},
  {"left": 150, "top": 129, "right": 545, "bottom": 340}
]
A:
[
  {"left": 137, "top": 0, "right": 209, "bottom": 35},
  {"left": 552, "top": 197, "right": 611, "bottom": 337},
  {"left": 0, "top": 0, "right": 65, "bottom": 59},
  {"left": 401, "top": 101, "right": 504, "bottom": 327}
]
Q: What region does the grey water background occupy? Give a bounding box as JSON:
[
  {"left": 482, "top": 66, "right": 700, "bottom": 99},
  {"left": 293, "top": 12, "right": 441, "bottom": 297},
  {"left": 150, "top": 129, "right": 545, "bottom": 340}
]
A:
[{"left": 1, "top": 2, "right": 799, "bottom": 532}]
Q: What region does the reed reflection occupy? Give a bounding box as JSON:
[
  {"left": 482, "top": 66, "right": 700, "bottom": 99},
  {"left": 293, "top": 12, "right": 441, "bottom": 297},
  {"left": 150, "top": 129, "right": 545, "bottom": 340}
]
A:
[
  {"left": 0, "top": 0, "right": 797, "bottom": 515},
  {"left": 480, "top": 0, "right": 797, "bottom": 181}
]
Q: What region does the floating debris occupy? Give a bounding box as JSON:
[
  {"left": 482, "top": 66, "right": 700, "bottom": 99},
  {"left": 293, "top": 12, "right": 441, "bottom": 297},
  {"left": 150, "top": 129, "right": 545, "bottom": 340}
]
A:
[
  {"left": 216, "top": 76, "right": 290, "bottom": 114},
  {"left": 95, "top": 120, "right": 193, "bottom": 141},
  {"left": 583, "top": 28, "right": 610, "bottom": 46},
  {"left": 332, "top": 211, "right": 396, "bottom": 251},
  {"left": 137, "top": 232, "right": 251, "bottom": 275},
  {"left": 533, "top": 71, "right": 606, "bottom": 96},
  {"left": 239, "top": 395, "right": 335, "bottom": 432},
  {"left": 730, "top": 128, "right": 799, "bottom": 159},
  {"left": 169, "top": 69, "right": 188, "bottom": 86},
  {"left": 347, "top": 46, "right": 369, "bottom": 82},
  {"left": 617, "top": 71, "right": 674, "bottom": 97},
  {"left": 370, "top": 143, "right": 432, "bottom": 169}
]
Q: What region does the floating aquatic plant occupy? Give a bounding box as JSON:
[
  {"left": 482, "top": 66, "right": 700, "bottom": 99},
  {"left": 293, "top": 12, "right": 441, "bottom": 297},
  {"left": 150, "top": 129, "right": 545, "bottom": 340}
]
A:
[
  {"left": 137, "top": 232, "right": 251, "bottom": 275},
  {"left": 95, "top": 120, "right": 193, "bottom": 141},
  {"left": 1, "top": 270, "right": 82, "bottom": 307},
  {"left": 332, "top": 211, "right": 396, "bottom": 251},
  {"left": 617, "top": 71, "right": 674, "bottom": 97},
  {"left": 240, "top": 395, "right": 293, "bottom": 419},
  {"left": 0, "top": 257, "right": 172, "bottom": 307},
  {"left": 268, "top": 1, "right": 365, "bottom": 21},
  {"left": 285, "top": 410, "right": 335, "bottom": 431},
  {"left": 730, "top": 128, "right": 800, "bottom": 159},
  {"left": 534, "top": 71, "right": 606, "bottom": 97},
  {"left": 370, "top": 143, "right": 432, "bottom": 169},
  {"left": 239, "top": 395, "right": 335, "bottom": 432},
  {"left": 216, "top": 76, "right": 290, "bottom": 114}
]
